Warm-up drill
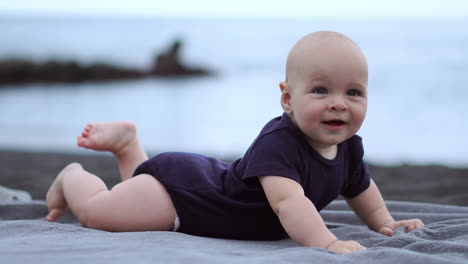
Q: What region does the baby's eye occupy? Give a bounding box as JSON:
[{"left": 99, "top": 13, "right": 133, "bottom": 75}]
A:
[
  {"left": 312, "top": 87, "right": 328, "bottom": 94},
  {"left": 347, "top": 89, "right": 361, "bottom": 97}
]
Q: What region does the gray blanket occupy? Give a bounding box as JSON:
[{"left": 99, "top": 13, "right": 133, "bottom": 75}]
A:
[{"left": 1, "top": 200, "right": 468, "bottom": 264}]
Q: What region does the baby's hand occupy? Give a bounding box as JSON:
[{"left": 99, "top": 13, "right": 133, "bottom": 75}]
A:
[
  {"left": 378, "top": 219, "right": 425, "bottom": 236},
  {"left": 327, "top": 240, "right": 366, "bottom": 254}
]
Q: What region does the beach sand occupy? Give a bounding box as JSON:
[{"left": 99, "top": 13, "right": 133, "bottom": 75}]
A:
[{"left": 1, "top": 149, "right": 467, "bottom": 206}]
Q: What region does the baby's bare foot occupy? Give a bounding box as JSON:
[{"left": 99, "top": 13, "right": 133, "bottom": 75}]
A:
[
  {"left": 77, "top": 121, "right": 137, "bottom": 155},
  {"left": 46, "top": 163, "right": 81, "bottom": 222}
]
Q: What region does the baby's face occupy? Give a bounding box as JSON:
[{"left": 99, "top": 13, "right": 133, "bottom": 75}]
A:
[{"left": 283, "top": 33, "right": 368, "bottom": 152}]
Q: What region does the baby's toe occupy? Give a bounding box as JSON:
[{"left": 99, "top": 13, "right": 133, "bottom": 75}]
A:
[{"left": 46, "top": 209, "right": 64, "bottom": 222}]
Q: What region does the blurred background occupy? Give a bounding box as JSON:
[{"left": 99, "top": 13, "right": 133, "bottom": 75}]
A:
[{"left": 0, "top": 0, "right": 467, "bottom": 167}]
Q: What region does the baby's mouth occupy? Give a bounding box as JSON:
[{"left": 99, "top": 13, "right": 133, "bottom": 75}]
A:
[{"left": 323, "top": 119, "right": 346, "bottom": 126}]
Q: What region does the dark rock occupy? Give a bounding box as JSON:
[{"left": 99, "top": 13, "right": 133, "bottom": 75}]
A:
[
  {"left": 0, "top": 59, "right": 144, "bottom": 85},
  {"left": 150, "top": 39, "right": 212, "bottom": 77},
  {"left": 84, "top": 63, "right": 143, "bottom": 81},
  {"left": 0, "top": 59, "right": 36, "bottom": 85},
  {"left": 0, "top": 40, "right": 213, "bottom": 86},
  {"left": 34, "top": 60, "right": 84, "bottom": 83}
]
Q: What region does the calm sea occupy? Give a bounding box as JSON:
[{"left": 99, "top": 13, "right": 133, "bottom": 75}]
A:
[{"left": 0, "top": 15, "right": 467, "bottom": 166}]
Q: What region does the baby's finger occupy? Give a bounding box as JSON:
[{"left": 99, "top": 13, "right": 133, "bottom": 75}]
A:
[
  {"left": 404, "top": 219, "right": 424, "bottom": 232},
  {"left": 405, "top": 222, "right": 416, "bottom": 232},
  {"left": 46, "top": 209, "right": 62, "bottom": 222},
  {"left": 393, "top": 220, "right": 415, "bottom": 230},
  {"left": 348, "top": 241, "right": 367, "bottom": 251},
  {"left": 410, "top": 219, "right": 425, "bottom": 230},
  {"left": 379, "top": 227, "right": 394, "bottom": 236},
  {"left": 335, "top": 248, "right": 351, "bottom": 254},
  {"left": 413, "top": 219, "right": 424, "bottom": 228},
  {"left": 417, "top": 219, "right": 425, "bottom": 228},
  {"left": 356, "top": 245, "right": 367, "bottom": 251},
  {"left": 350, "top": 245, "right": 366, "bottom": 253}
]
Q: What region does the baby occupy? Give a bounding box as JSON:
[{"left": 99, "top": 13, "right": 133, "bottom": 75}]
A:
[{"left": 46, "top": 31, "right": 424, "bottom": 254}]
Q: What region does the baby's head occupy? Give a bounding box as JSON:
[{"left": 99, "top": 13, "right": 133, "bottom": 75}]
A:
[{"left": 280, "top": 31, "right": 368, "bottom": 155}]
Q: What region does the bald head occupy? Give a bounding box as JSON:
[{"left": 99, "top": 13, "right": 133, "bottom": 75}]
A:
[{"left": 284, "top": 31, "right": 367, "bottom": 87}]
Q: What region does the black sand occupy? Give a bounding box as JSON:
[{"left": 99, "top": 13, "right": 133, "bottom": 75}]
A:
[{"left": 1, "top": 149, "right": 467, "bottom": 206}]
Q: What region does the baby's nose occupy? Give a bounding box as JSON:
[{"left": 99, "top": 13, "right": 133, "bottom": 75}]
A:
[{"left": 329, "top": 97, "right": 347, "bottom": 111}]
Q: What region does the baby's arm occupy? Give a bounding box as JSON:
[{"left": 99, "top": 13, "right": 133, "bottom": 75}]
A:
[
  {"left": 345, "top": 179, "right": 424, "bottom": 236},
  {"left": 259, "top": 176, "right": 365, "bottom": 254}
]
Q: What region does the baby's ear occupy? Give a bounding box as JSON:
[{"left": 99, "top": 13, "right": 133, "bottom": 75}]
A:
[{"left": 279, "top": 82, "right": 292, "bottom": 114}]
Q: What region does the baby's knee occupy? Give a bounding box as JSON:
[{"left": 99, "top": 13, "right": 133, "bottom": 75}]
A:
[
  {"left": 60, "top": 162, "right": 83, "bottom": 176},
  {"left": 66, "top": 162, "right": 83, "bottom": 170},
  {"left": 68, "top": 162, "right": 82, "bottom": 167}
]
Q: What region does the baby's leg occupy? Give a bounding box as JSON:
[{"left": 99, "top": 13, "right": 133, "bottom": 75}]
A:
[
  {"left": 46, "top": 163, "right": 176, "bottom": 231},
  {"left": 77, "top": 121, "right": 147, "bottom": 181}
]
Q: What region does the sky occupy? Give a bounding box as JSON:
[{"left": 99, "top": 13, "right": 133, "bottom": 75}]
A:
[{"left": 0, "top": 0, "right": 467, "bottom": 17}]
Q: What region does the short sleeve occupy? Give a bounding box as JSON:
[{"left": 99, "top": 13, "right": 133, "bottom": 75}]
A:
[
  {"left": 241, "top": 130, "right": 302, "bottom": 184},
  {"left": 340, "top": 136, "right": 371, "bottom": 198},
  {"left": 341, "top": 161, "right": 370, "bottom": 198}
]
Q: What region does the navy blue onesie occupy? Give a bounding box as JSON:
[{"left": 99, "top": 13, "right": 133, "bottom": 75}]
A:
[{"left": 134, "top": 113, "right": 370, "bottom": 240}]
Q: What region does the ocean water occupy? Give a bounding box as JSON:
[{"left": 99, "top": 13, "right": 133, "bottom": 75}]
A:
[{"left": 0, "top": 15, "right": 467, "bottom": 166}]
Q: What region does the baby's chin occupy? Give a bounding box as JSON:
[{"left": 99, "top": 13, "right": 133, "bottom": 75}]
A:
[{"left": 304, "top": 136, "right": 341, "bottom": 150}]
